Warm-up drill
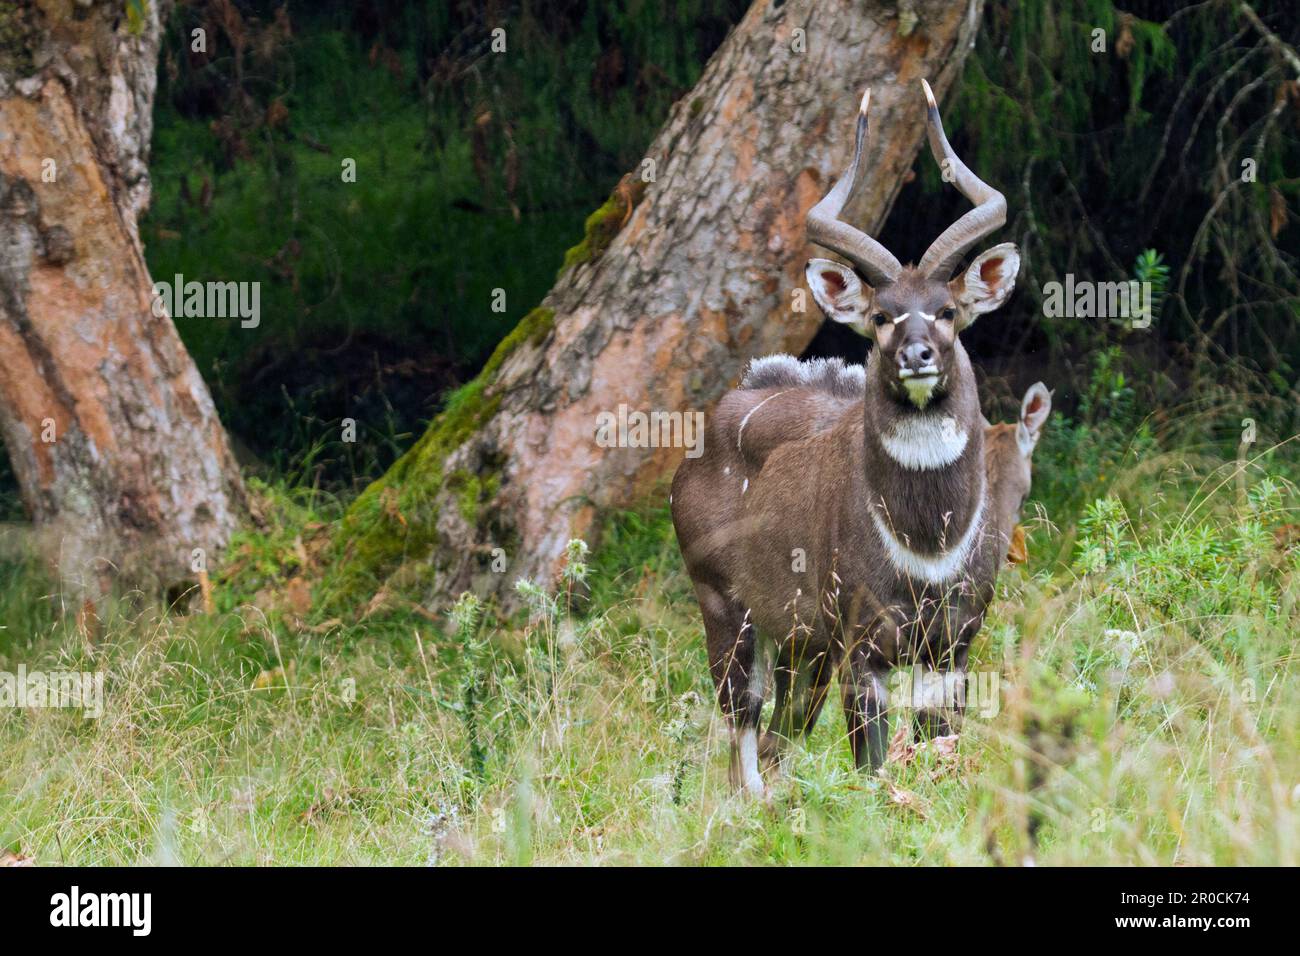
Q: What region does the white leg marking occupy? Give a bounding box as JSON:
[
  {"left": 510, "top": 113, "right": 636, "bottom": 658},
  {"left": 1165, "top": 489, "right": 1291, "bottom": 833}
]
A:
[
  {"left": 737, "top": 728, "right": 764, "bottom": 796},
  {"left": 737, "top": 634, "right": 770, "bottom": 796}
]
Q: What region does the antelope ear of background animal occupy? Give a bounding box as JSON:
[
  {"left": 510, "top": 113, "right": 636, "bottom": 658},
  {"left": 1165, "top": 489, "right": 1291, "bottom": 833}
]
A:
[
  {"left": 1017, "top": 381, "right": 1051, "bottom": 456},
  {"left": 805, "top": 258, "right": 872, "bottom": 336},
  {"left": 953, "top": 242, "right": 1021, "bottom": 327}
]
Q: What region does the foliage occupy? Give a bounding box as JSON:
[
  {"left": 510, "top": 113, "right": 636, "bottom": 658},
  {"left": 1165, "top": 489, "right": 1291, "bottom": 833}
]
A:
[
  {"left": 881, "top": 0, "right": 1300, "bottom": 444},
  {"left": 2, "top": 432, "right": 1297, "bottom": 864},
  {"left": 139, "top": 0, "right": 744, "bottom": 489}
]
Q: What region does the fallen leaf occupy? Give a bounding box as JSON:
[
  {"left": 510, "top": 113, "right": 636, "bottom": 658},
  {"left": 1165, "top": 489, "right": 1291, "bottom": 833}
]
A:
[
  {"left": 75, "top": 598, "right": 101, "bottom": 641},
  {"left": 886, "top": 723, "right": 916, "bottom": 765},
  {"left": 1007, "top": 524, "right": 1028, "bottom": 564},
  {"left": 1268, "top": 184, "right": 1289, "bottom": 239},
  {"left": 265, "top": 98, "right": 289, "bottom": 129},
  {"left": 1280, "top": 79, "right": 1300, "bottom": 110},
  {"left": 1, "top": 849, "right": 34, "bottom": 866},
  {"left": 301, "top": 786, "right": 365, "bottom": 824},
  {"left": 380, "top": 486, "right": 407, "bottom": 527},
  {"left": 932, "top": 734, "right": 960, "bottom": 757},
  {"left": 253, "top": 662, "right": 294, "bottom": 690},
  {"left": 886, "top": 782, "right": 928, "bottom": 819},
  {"left": 198, "top": 567, "right": 214, "bottom": 615},
  {"left": 362, "top": 586, "right": 392, "bottom": 619},
  {"left": 285, "top": 577, "right": 312, "bottom": 616},
  {"left": 1115, "top": 13, "right": 1135, "bottom": 60}
]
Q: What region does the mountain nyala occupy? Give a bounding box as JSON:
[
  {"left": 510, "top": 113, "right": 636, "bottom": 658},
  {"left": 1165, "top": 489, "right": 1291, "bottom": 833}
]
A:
[{"left": 671, "top": 82, "right": 1050, "bottom": 794}]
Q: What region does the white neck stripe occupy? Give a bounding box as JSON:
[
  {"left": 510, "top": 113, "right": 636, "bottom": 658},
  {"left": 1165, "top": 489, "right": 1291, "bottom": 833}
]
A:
[{"left": 869, "top": 486, "right": 986, "bottom": 584}]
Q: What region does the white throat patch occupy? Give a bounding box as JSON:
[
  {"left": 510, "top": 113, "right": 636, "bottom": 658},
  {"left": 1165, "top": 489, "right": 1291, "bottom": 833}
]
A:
[
  {"left": 869, "top": 489, "right": 986, "bottom": 585},
  {"left": 880, "top": 415, "right": 968, "bottom": 471}
]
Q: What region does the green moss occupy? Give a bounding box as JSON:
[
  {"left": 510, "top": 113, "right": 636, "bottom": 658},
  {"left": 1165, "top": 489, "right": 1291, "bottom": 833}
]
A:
[
  {"left": 126, "top": 1, "right": 150, "bottom": 37},
  {"left": 326, "top": 307, "right": 555, "bottom": 607},
  {"left": 332, "top": 382, "right": 500, "bottom": 589},
  {"left": 479, "top": 306, "right": 555, "bottom": 382},
  {"left": 559, "top": 194, "right": 625, "bottom": 275},
  {"left": 448, "top": 469, "right": 502, "bottom": 525},
  {"left": 558, "top": 175, "right": 647, "bottom": 277}
]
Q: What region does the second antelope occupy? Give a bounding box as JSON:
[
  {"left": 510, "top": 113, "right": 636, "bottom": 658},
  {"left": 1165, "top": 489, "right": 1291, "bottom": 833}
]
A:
[{"left": 671, "top": 81, "right": 1050, "bottom": 794}]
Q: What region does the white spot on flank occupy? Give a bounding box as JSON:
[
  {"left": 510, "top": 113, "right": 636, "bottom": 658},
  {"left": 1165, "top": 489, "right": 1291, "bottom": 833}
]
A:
[
  {"left": 880, "top": 415, "right": 968, "bottom": 470},
  {"left": 724, "top": 466, "right": 730, "bottom": 475},
  {"left": 737, "top": 390, "right": 790, "bottom": 453},
  {"left": 742, "top": 478, "right": 749, "bottom": 494},
  {"left": 869, "top": 487, "right": 986, "bottom": 584}
]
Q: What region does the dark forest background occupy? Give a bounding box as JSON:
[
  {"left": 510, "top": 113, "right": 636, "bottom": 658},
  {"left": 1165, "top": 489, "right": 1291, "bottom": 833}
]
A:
[{"left": 7, "top": 0, "right": 1296, "bottom": 521}]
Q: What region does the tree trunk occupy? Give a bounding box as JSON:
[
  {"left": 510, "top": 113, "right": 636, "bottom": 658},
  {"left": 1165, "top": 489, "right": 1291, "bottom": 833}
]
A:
[
  {"left": 337, "top": 0, "right": 986, "bottom": 610},
  {"left": 0, "top": 1, "right": 245, "bottom": 600}
]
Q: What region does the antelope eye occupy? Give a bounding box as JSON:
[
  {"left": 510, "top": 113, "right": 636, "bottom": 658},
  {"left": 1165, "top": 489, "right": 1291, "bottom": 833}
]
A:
[
  {"left": 872, "top": 312, "right": 888, "bottom": 327},
  {"left": 940, "top": 306, "right": 956, "bottom": 321}
]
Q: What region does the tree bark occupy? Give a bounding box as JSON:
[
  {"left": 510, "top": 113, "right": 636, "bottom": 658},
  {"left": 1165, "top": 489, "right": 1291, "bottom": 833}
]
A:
[
  {"left": 337, "top": 0, "right": 986, "bottom": 610},
  {"left": 0, "top": 1, "right": 245, "bottom": 600}
]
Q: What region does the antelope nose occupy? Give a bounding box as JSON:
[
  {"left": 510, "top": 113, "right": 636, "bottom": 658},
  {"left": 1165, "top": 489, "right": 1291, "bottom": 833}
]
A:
[{"left": 898, "top": 341, "right": 935, "bottom": 372}]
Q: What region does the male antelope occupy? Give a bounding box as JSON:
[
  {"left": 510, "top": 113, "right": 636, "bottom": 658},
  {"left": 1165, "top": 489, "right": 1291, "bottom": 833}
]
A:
[{"left": 671, "top": 82, "right": 1049, "bottom": 794}]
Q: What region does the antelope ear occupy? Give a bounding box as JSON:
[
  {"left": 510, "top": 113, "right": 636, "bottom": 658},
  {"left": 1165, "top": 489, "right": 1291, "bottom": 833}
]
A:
[
  {"left": 1017, "top": 381, "right": 1051, "bottom": 456},
  {"left": 806, "top": 258, "right": 873, "bottom": 337},
  {"left": 952, "top": 242, "right": 1020, "bottom": 328}
]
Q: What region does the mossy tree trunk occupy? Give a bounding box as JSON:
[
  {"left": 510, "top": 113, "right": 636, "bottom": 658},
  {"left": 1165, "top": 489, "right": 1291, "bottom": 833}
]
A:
[
  {"left": 0, "top": 1, "right": 245, "bottom": 601},
  {"left": 337, "top": 0, "right": 987, "bottom": 610}
]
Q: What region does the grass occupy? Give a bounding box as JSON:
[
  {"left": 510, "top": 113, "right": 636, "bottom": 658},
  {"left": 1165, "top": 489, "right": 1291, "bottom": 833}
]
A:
[{"left": 1, "top": 422, "right": 1298, "bottom": 865}]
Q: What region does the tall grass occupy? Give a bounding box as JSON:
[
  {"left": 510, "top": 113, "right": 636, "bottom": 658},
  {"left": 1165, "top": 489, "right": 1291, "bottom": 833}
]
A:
[{"left": 1, "top": 425, "right": 1296, "bottom": 865}]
